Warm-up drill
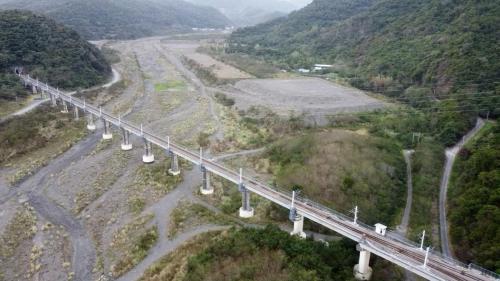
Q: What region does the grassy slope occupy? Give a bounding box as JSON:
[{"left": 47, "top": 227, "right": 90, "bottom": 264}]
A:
[
  {"left": 266, "top": 129, "right": 406, "bottom": 225},
  {"left": 408, "top": 140, "right": 443, "bottom": 244},
  {"left": 449, "top": 122, "right": 500, "bottom": 273},
  {"left": 0, "top": 105, "right": 87, "bottom": 183}
]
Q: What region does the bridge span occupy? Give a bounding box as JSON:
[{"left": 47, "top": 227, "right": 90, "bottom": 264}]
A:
[{"left": 19, "top": 73, "right": 499, "bottom": 281}]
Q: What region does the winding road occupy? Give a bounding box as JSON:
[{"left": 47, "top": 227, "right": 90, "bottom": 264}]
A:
[
  {"left": 0, "top": 68, "right": 121, "bottom": 122},
  {"left": 439, "top": 118, "right": 485, "bottom": 258}
]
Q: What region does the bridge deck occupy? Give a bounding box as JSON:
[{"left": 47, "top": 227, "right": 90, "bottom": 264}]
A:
[{"left": 21, "top": 74, "right": 499, "bottom": 281}]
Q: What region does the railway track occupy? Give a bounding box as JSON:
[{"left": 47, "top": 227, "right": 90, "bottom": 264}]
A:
[{"left": 20, "top": 74, "right": 498, "bottom": 281}]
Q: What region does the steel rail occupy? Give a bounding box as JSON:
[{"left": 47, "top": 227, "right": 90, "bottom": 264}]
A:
[{"left": 20, "top": 74, "right": 499, "bottom": 281}]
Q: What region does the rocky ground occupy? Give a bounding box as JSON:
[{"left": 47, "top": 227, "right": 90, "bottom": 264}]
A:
[{"left": 0, "top": 35, "right": 387, "bottom": 281}]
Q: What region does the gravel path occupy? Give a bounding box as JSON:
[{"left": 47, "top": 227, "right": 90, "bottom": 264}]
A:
[
  {"left": 116, "top": 167, "right": 228, "bottom": 281},
  {"left": 9, "top": 132, "right": 101, "bottom": 281},
  {"left": 398, "top": 149, "right": 415, "bottom": 235},
  {"left": 400, "top": 149, "right": 417, "bottom": 281},
  {"left": 439, "top": 118, "right": 484, "bottom": 258},
  {"left": 155, "top": 44, "right": 224, "bottom": 141}
]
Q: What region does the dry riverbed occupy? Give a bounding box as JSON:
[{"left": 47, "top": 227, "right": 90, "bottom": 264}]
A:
[{"left": 0, "top": 35, "right": 388, "bottom": 281}]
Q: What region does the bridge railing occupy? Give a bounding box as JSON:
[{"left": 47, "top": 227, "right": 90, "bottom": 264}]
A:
[{"left": 20, "top": 74, "right": 500, "bottom": 281}]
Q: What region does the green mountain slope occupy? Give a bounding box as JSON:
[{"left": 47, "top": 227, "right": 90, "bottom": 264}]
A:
[
  {"left": 450, "top": 122, "right": 500, "bottom": 273},
  {"left": 229, "top": 0, "right": 500, "bottom": 96},
  {"left": 0, "top": 0, "right": 231, "bottom": 40},
  {"left": 0, "top": 10, "right": 111, "bottom": 100},
  {"left": 186, "top": 0, "right": 295, "bottom": 26}
]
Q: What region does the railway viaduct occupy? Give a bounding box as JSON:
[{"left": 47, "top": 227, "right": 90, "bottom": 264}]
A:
[{"left": 19, "top": 73, "right": 499, "bottom": 281}]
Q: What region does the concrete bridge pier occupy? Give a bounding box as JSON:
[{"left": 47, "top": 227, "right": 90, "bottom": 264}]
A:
[
  {"left": 73, "top": 106, "right": 79, "bottom": 120},
  {"left": 121, "top": 129, "right": 133, "bottom": 151},
  {"left": 142, "top": 139, "right": 155, "bottom": 163},
  {"left": 49, "top": 93, "right": 57, "bottom": 107},
  {"left": 168, "top": 151, "right": 180, "bottom": 176},
  {"left": 32, "top": 85, "right": 37, "bottom": 95},
  {"left": 239, "top": 185, "right": 254, "bottom": 218},
  {"left": 200, "top": 165, "right": 213, "bottom": 195},
  {"left": 86, "top": 114, "right": 96, "bottom": 131},
  {"left": 354, "top": 245, "right": 373, "bottom": 280},
  {"left": 61, "top": 100, "right": 69, "bottom": 113},
  {"left": 290, "top": 214, "right": 307, "bottom": 238},
  {"left": 102, "top": 119, "right": 113, "bottom": 140}
]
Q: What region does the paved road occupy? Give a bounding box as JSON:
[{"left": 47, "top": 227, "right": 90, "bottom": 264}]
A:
[
  {"left": 1, "top": 68, "right": 120, "bottom": 122},
  {"left": 439, "top": 118, "right": 485, "bottom": 258}
]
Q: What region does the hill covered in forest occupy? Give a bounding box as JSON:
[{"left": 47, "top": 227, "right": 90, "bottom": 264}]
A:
[
  {"left": 229, "top": 0, "right": 500, "bottom": 99},
  {"left": 186, "top": 0, "right": 296, "bottom": 26},
  {"left": 0, "top": 10, "right": 111, "bottom": 100},
  {"left": 0, "top": 0, "right": 231, "bottom": 40},
  {"left": 450, "top": 122, "right": 500, "bottom": 273}
]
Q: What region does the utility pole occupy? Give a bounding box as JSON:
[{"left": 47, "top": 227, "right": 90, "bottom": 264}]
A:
[
  {"left": 423, "top": 247, "right": 430, "bottom": 268},
  {"left": 420, "top": 230, "right": 426, "bottom": 250},
  {"left": 352, "top": 206, "right": 359, "bottom": 225}
]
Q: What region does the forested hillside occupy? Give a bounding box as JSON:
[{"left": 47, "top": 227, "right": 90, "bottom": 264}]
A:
[
  {"left": 229, "top": 0, "right": 500, "bottom": 100},
  {"left": 228, "top": 0, "right": 500, "bottom": 273},
  {"left": 0, "top": 10, "right": 111, "bottom": 100},
  {"left": 186, "top": 0, "right": 295, "bottom": 26},
  {"left": 449, "top": 123, "right": 500, "bottom": 273},
  {"left": 0, "top": 0, "right": 231, "bottom": 40}
]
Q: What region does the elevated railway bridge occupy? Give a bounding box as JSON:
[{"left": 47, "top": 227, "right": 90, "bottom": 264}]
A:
[{"left": 18, "top": 73, "right": 499, "bottom": 281}]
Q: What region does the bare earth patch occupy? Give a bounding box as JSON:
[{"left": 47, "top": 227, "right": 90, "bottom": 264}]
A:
[
  {"left": 226, "top": 78, "right": 386, "bottom": 125},
  {"left": 165, "top": 41, "right": 252, "bottom": 80}
]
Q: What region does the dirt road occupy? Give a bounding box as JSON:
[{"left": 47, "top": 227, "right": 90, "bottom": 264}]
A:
[{"left": 398, "top": 149, "right": 414, "bottom": 235}]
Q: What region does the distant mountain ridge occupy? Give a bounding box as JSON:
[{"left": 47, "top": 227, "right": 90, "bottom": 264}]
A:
[
  {"left": 0, "top": 0, "right": 231, "bottom": 39},
  {"left": 229, "top": 0, "right": 500, "bottom": 96},
  {"left": 0, "top": 10, "right": 111, "bottom": 100},
  {"left": 186, "top": 0, "right": 297, "bottom": 26}
]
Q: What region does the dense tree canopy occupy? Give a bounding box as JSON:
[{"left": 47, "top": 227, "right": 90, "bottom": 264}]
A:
[
  {"left": 450, "top": 123, "right": 500, "bottom": 273},
  {"left": 0, "top": 10, "right": 111, "bottom": 100},
  {"left": 230, "top": 0, "right": 500, "bottom": 99},
  {"left": 184, "top": 226, "right": 358, "bottom": 281}
]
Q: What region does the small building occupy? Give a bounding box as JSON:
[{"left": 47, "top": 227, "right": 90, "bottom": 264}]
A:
[
  {"left": 297, "top": 68, "right": 310, "bottom": 73},
  {"left": 313, "top": 64, "right": 333, "bottom": 72},
  {"left": 375, "top": 223, "right": 387, "bottom": 236}
]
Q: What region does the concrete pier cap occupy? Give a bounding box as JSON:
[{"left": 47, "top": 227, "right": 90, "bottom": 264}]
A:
[
  {"left": 121, "top": 143, "right": 133, "bottom": 151},
  {"left": 102, "top": 132, "right": 113, "bottom": 140},
  {"left": 87, "top": 124, "right": 96, "bottom": 131},
  {"left": 142, "top": 154, "right": 155, "bottom": 163},
  {"left": 200, "top": 187, "right": 214, "bottom": 195},
  {"left": 239, "top": 207, "right": 254, "bottom": 218}
]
